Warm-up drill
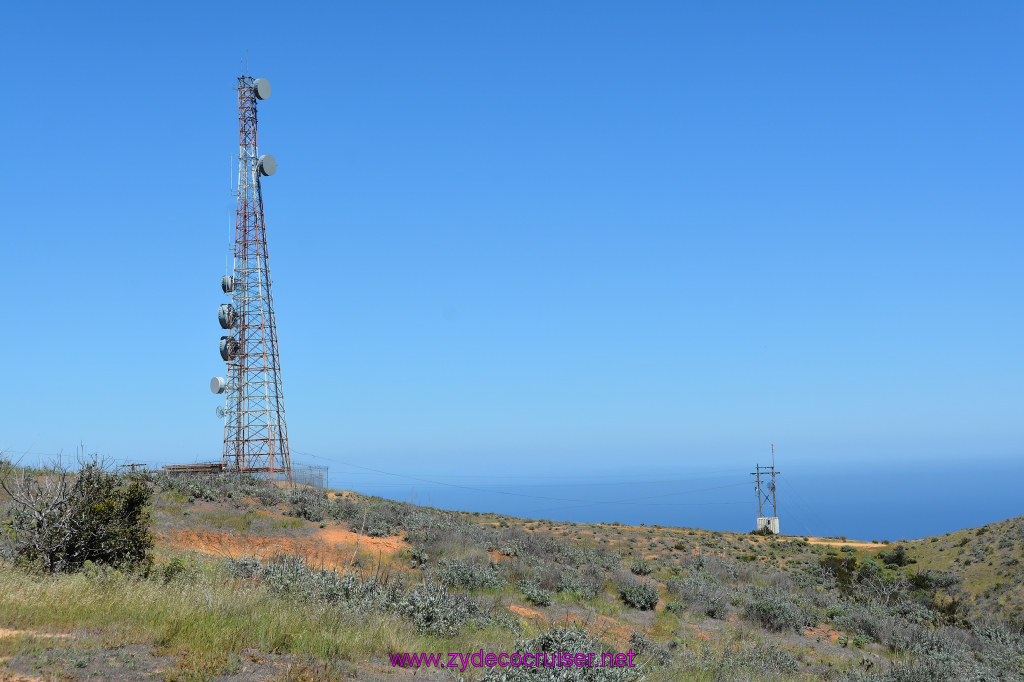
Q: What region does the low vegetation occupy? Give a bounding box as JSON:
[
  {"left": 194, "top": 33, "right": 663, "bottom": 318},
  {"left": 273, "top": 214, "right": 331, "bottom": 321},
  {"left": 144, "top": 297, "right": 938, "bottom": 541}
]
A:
[
  {"left": 0, "top": 457, "right": 1022, "bottom": 680},
  {"left": 0, "top": 458, "right": 152, "bottom": 573}
]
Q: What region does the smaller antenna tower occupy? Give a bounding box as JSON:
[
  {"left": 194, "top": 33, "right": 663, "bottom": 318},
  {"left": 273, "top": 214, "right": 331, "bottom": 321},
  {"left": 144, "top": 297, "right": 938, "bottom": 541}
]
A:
[{"left": 752, "top": 443, "right": 780, "bottom": 535}]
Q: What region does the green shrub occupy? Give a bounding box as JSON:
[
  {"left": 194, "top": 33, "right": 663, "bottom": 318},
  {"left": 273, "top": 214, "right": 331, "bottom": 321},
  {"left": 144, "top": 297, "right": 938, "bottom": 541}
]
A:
[
  {"left": 618, "top": 578, "right": 658, "bottom": 610},
  {"left": 866, "top": 628, "right": 1006, "bottom": 681},
  {"left": 628, "top": 630, "right": 652, "bottom": 653},
  {"left": 401, "top": 579, "right": 482, "bottom": 636},
  {"left": 693, "top": 640, "right": 798, "bottom": 677},
  {"left": 436, "top": 558, "right": 503, "bottom": 589},
  {"left": 910, "top": 569, "right": 962, "bottom": 591},
  {"left": 160, "top": 557, "right": 190, "bottom": 584},
  {"left": 481, "top": 626, "right": 641, "bottom": 681},
  {"left": 824, "top": 604, "right": 847, "bottom": 620},
  {"left": 1, "top": 461, "right": 152, "bottom": 573},
  {"left": 409, "top": 547, "right": 429, "bottom": 568},
  {"left": 557, "top": 568, "right": 599, "bottom": 599},
  {"left": 359, "top": 502, "right": 406, "bottom": 537},
  {"left": 879, "top": 544, "right": 915, "bottom": 567},
  {"left": 226, "top": 554, "right": 405, "bottom": 613},
  {"left": 287, "top": 488, "right": 329, "bottom": 522},
  {"left": 517, "top": 578, "right": 553, "bottom": 607},
  {"left": 666, "top": 572, "right": 728, "bottom": 618},
  {"left": 737, "top": 641, "right": 799, "bottom": 674},
  {"left": 330, "top": 496, "right": 359, "bottom": 520},
  {"left": 819, "top": 554, "right": 858, "bottom": 588},
  {"left": 151, "top": 472, "right": 281, "bottom": 505},
  {"left": 742, "top": 585, "right": 805, "bottom": 632}
]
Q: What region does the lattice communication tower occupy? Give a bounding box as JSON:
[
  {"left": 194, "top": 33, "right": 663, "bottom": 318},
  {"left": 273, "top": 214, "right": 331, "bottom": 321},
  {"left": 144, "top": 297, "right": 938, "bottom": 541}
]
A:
[{"left": 210, "top": 74, "right": 291, "bottom": 483}]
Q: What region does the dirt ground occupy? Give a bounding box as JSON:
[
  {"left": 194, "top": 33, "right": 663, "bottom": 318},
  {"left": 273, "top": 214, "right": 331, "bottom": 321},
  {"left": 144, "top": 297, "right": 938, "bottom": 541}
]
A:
[
  {"left": 156, "top": 524, "right": 409, "bottom": 570},
  {"left": 803, "top": 538, "right": 884, "bottom": 551}
]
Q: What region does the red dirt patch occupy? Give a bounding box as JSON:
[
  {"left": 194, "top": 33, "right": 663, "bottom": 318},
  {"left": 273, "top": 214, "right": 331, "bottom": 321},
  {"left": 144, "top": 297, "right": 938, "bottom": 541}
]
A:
[
  {"left": 158, "top": 529, "right": 315, "bottom": 560},
  {"left": 805, "top": 624, "right": 843, "bottom": 643},
  {"left": 503, "top": 607, "right": 638, "bottom": 649},
  {"left": 508, "top": 604, "right": 545, "bottom": 621},
  {"left": 570, "top": 614, "right": 635, "bottom": 649},
  {"left": 156, "top": 525, "right": 407, "bottom": 570},
  {"left": 805, "top": 538, "right": 883, "bottom": 551},
  {"left": 316, "top": 526, "right": 407, "bottom": 553}
]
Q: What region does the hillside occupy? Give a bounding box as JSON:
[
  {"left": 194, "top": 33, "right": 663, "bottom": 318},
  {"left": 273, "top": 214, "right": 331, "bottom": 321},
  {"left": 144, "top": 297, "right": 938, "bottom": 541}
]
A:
[
  {"left": 903, "top": 516, "right": 1024, "bottom": 626},
  {"left": 1, "top": 470, "right": 1022, "bottom": 681}
]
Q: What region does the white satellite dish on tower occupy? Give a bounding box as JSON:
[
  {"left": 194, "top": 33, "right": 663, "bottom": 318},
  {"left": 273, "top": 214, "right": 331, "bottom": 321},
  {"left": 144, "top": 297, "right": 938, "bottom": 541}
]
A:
[
  {"left": 210, "top": 376, "right": 227, "bottom": 394},
  {"left": 253, "top": 78, "right": 271, "bottom": 100},
  {"left": 258, "top": 154, "right": 276, "bottom": 177}
]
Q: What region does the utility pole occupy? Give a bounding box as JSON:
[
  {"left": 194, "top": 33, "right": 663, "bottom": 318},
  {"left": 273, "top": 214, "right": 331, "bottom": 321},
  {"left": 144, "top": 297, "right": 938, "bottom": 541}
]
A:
[
  {"left": 752, "top": 444, "right": 780, "bottom": 534},
  {"left": 118, "top": 463, "right": 147, "bottom": 473}
]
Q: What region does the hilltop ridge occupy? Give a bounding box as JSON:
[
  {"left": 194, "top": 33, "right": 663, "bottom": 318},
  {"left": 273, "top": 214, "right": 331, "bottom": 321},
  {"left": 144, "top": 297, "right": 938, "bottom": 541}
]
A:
[{"left": 1, "top": 470, "right": 1022, "bottom": 681}]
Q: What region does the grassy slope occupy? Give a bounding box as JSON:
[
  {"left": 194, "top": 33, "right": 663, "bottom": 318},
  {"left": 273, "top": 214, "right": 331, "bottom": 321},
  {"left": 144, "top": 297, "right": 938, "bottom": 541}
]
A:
[
  {"left": 1, "top": 481, "right": 1021, "bottom": 681},
  {"left": 903, "top": 515, "right": 1024, "bottom": 624}
]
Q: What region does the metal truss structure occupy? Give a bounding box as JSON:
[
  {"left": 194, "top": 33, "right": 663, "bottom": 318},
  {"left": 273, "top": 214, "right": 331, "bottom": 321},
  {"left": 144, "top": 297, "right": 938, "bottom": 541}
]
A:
[{"left": 212, "top": 74, "right": 291, "bottom": 483}]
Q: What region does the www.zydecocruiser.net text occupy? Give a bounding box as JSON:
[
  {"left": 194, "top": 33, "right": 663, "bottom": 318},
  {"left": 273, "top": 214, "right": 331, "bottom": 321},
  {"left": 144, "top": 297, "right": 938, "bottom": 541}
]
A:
[{"left": 389, "top": 649, "right": 638, "bottom": 671}]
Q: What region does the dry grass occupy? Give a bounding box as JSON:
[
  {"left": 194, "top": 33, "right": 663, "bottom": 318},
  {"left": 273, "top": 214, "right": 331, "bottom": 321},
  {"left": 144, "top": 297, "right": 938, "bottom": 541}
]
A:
[{"left": 0, "top": 563, "right": 515, "bottom": 678}]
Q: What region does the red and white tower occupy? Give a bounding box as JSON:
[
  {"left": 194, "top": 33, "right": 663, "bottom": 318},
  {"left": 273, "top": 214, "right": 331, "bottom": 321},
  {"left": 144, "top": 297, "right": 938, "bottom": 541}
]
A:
[{"left": 211, "top": 75, "right": 291, "bottom": 482}]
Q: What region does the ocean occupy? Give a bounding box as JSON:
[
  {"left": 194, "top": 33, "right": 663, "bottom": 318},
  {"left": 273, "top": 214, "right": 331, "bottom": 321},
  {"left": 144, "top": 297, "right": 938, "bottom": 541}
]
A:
[{"left": 331, "top": 457, "right": 1024, "bottom": 541}]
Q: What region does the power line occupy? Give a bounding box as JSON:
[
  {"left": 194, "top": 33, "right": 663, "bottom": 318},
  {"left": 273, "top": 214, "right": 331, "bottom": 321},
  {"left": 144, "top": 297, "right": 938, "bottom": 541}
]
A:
[{"left": 777, "top": 475, "right": 818, "bottom": 539}]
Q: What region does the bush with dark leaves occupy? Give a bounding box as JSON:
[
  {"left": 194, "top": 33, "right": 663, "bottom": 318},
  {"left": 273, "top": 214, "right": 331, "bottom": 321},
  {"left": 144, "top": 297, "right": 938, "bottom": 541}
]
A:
[
  {"left": 878, "top": 544, "right": 915, "bottom": 567},
  {"left": 2, "top": 461, "right": 152, "bottom": 574},
  {"left": 910, "top": 569, "right": 962, "bottom": 591}
]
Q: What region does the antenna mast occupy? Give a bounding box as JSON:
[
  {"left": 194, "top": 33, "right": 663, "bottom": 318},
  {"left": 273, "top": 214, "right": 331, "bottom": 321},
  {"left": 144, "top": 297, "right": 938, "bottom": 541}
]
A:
[{"left": 210, "top": 74, "right": 291, "bottom": 484}]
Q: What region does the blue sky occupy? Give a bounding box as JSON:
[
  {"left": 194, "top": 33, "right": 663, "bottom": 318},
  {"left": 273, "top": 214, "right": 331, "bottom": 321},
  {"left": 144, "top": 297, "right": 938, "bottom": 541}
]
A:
[{"left": 1, "top": 3, "right": 1021, "bottom": 494}]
